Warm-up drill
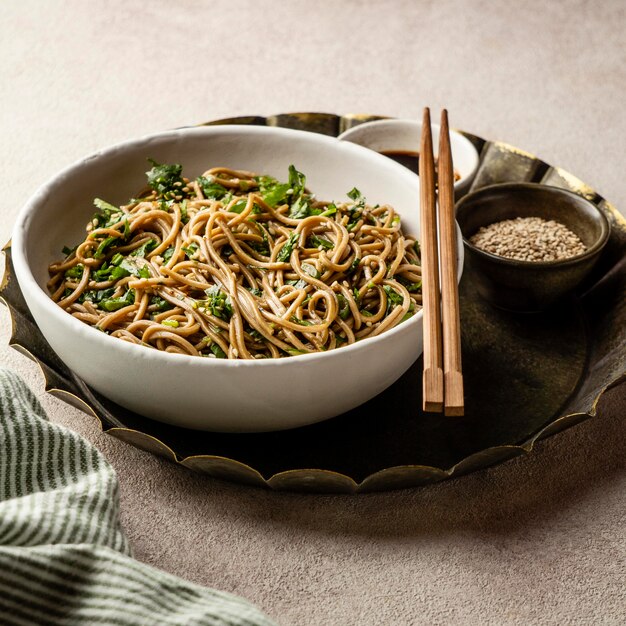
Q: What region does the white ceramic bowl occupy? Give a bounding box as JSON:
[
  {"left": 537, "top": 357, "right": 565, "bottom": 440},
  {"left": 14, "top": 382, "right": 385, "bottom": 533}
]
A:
[
  {"left": 338, "top": 118, "right": 479, "bottom": 197},
  {"left": 12, "top": 125, "right": 463, "bottom": 432}
]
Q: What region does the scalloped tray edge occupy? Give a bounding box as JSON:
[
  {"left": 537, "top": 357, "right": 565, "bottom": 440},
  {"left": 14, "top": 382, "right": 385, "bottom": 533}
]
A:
[{"left": 3, "top": 320, "right": 623, "bottom": 493}]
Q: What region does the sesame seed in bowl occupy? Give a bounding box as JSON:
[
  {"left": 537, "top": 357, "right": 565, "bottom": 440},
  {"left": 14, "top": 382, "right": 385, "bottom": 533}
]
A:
[
  {"left": 469, "top": 216, "right": 587, "bottom": 263},
  {"left": 455, "top": 183, "right": 610, "bottom": 312}
]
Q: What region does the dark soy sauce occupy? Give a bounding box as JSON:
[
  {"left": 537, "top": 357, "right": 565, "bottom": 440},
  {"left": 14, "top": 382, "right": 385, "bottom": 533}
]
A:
[
  {"left": 381, "top": 150, "right": 461, "bottom": 181},
  {"left": 381, "top": 150, "right": 420, "bottom": 174}
]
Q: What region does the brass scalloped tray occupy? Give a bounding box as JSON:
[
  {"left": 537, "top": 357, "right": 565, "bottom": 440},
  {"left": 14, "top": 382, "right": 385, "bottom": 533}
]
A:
[{"left": 2, "top": 112, "right": 625, "bottom": 493}]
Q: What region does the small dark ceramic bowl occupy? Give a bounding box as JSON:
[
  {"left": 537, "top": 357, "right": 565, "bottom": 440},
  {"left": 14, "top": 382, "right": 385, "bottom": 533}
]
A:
[{"left": 455, "top": 183, "right": 610, "bottom": 312}]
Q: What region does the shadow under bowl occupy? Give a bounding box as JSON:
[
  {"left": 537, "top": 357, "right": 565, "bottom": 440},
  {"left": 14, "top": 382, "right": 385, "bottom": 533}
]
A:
[{"left": 455, "top": 183, "right": 610, "bottom": 312}]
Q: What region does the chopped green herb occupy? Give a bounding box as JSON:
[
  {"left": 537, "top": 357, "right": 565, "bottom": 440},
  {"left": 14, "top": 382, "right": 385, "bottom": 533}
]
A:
[
  {"left": 162, "top": 319, "right": 179, "bottom": 328},
  {"left": 309, "top": 234, "right": 333, "bottom": 250},
  {"left": 290, "top": 315, "right": 312, "bottom": 327},
  {"left": 131, "top": 238, "right": 157, "bottom": 257},
  {"left": 122, "top": 218, "right": 131, "bottom": 240},
  {"left": 64, "top": 264, "right": 84, "bottom": 280},
  {"left": 288, "top": 195, "right": 311, "bottom": 219},
  {"left": 337, "top": 293, "right": 350, "bottom": 319},
  {"left": 285, "top": 348, "right": 308, "bottom": 356},
  {"left": 220, "top": 191, "right": 234, "bottom": 207},
  {"left": 113, "top": 265, "right": 131, "bottom": 280},
  {"left": 117, "top": 256, "right": 149, "bottom": 279},
  {"left": 146, "top": 159, "right": 184, "bottom": 199},
  {"left": 62, "top": 245, "right": 77, "bottom": 257},
  {"left": 182, "top": 242, "right": 199, "bottom": 259},
  {"left": 150, "top": 295, "right": 173, "bottom": 312},
  {"left": 264, "top": 184, "right": 291, "bottom": 207},
  {"left": 94, "top": 236, "right": 118, "bottom": 259},
  {"left": 248, "top": 223, "right": 270, "bottom": 256},
  {"left": 286, "top": 265, "right": 316, "bottom": 288},
  {"left": 255, "top": 172, "right": 292, "bottom": 207},
  {"left": 229, "top": 199, "right": 248, "bottom": 214},
  {"left": 203, "top": 286, "right": 233, "bottom": 321},
  {"left": 248, "top": 287, "right": 264, "bottom": 297},
  {"left": 111, "top": 253, "right": 124, "bottom": 266},
  {"left": 346, "top": 188, "right": 366, "bottom": 231},
  {"left": 395, "top": 276, "right": 422, "bottom": 292},
  {"left": 288, "top": 165, "right": 306, "bottom": 197},
  {"left": 346, "top": 257, "right": 361, "bottom": 275},
  {"left": 346, "top": 208, "right": 364, "bottom": 231},
  {"left": 277, "top": 232, "right": 299, "bottom": 262},
  {"left": 163, "top": 247, "right": 176, "bottom": 263},
  {"left": 94, "top": 198, "right": 119, "bottom": 214},
  {"left": 383, "top": 285, "right": 403, "bottom": 312},
  {"left": 302, "top": 263, "right": 320, "bottom": 279},
  {"left": 319, "top": 203, "right": 337, "bottom": 217},
  {"left": 346, "top": 217, "right": 361, "bottom": 232},
  {"left": 93, "top": 262, "right": 131, "bottom": 282},
  {"left": 179, "top": 199, "right": 189, "bottom": 223},
  {"left": 210, "top": 343, "right": 227, "bottom": 358},
  {"left": 287, "top": 166, "right": 321, "bottom": 219},
  {"left": 99, "top": 289, "right": 135, "bottom": 312},
  {"left": 197, "top": 175, "right": 228, "bottom": 200},
  {"left": 347, "top": 187, "right": 363, "bottom": 202},
  {"left": 262, "top": 181, "right": 291, "bottom": 207},
  {"left": 401, "top": 302, "right": 416, "bottom": 323},
  {"left": 92, "top": 199, "right": 124, "bottom": 229},
  {"left": 256, "top": 166, "right": 319, "bottom": 217},
  {"left": 286, "top": 278, "right": 307, "bottom": 289},
  {"left": 92, "top": 263, "right": 109, "bottom": 281},
  {"left": 360, "top": 309, "right": 374, "bottom": 317},
  {"left": 80, "top": 287, "right": 115, "bottom": 305}
]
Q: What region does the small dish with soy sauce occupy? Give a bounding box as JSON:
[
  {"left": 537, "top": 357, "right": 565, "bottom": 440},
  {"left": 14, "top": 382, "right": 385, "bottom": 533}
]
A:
[{"left": 338, "top": 118, "right": 479, "bottom": 197}]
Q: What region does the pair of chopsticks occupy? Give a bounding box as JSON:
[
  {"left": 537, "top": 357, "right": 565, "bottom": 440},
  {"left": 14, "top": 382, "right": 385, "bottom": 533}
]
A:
[{"left": 419, "top": 108, "right": 464, "bottom": 416}]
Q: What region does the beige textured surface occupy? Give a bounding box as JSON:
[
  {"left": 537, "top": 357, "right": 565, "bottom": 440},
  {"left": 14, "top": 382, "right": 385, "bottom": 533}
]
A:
[{"left": 1, "top": 1, "right": 625, "bottom": 624}]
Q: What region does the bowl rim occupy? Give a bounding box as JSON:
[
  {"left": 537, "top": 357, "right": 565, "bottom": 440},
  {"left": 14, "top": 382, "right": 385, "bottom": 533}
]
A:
[
  {"left": 455, "top": 182, "right": 611, "bottom": 268},
  {"left": 11, "top": 123, "right": 464, "bottom": 369},
  {"left": 337, "top": 117, "right": 480, "bottom": 186}
]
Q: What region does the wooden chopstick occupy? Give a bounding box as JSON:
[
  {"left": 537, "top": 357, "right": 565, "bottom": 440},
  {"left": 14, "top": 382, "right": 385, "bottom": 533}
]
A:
[
  {"left": 419, "top": 108, "right": 444, "bottom": 412},
  {"left": 419, "top": 108, "right": 465, "bottom": 415},
  {"left": 438, "top": 109, "right": 464, "bottom": 416}
]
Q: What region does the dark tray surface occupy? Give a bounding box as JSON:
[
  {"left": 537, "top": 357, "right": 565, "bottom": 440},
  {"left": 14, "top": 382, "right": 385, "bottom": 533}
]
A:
[{"left": 2, "top": 112, "right": 624, "bottom": 493}]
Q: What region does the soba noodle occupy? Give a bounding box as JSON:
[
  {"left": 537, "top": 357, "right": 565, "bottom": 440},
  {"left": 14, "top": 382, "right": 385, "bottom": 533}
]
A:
[{"left": 47, "top": 161, "right": 422, "bottom": 359}]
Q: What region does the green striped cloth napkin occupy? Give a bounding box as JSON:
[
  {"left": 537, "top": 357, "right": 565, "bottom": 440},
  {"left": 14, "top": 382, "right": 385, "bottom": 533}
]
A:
[{"left": 0, "top": 367, "right": 277, "bottom": 626}]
